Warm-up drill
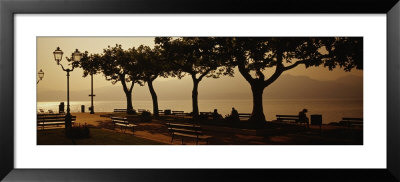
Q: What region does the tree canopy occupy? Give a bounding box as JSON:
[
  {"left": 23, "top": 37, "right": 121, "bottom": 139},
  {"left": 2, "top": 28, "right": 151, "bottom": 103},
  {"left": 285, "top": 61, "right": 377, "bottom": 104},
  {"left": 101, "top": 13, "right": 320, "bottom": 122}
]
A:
[
  {"left": 72, "top": 51, "right": 102, "bottom": 77},
  {"left": 155, "top": 37, "right": 234, "bottom": 80},
  {"left": 226, "top": 37, "right": 362, "bottom": 87}
]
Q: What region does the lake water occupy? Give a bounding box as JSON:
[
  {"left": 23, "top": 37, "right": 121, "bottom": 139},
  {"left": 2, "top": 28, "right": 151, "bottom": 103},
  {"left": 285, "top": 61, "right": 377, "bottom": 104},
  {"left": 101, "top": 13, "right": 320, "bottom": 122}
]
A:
[{"left": 37, "top": 98, "right": 363, "bottom": 124}]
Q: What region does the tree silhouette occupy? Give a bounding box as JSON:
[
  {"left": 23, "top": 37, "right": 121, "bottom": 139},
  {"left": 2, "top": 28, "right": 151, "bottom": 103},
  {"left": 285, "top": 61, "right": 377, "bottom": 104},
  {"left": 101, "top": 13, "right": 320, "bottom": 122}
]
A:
[
  {"left": 72, "top": 51, "right": 102, "bottom": 77},
  {"left": 134, "top": 45, "right": 167, "bottom": 116},
  {"left": 224, "top": 37, "right": 363, "bottom": 125},
  {"left": 100, "top": 44, "right": 143, "bottom": 114},
  {"left": 155, "top": 37, "right": 233, "bottom": 118}
]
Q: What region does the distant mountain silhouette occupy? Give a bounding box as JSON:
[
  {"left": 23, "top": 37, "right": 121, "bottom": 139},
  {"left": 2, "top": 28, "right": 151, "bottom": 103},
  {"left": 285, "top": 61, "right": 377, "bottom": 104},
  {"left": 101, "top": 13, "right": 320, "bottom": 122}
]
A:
[
  {"left": 37, "top": 74, "right": 362, "bottom": 102},
  {"left": 264, "top": 74, "right": 362, "bottom": 99}
]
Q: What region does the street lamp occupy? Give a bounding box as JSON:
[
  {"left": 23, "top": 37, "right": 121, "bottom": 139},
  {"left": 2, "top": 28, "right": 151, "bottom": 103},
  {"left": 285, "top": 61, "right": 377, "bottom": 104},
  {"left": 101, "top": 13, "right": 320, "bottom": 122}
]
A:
[
  {"left": 53, "top": 47, "right": 82, "bottom": 129},
  {"left": 37, "top": 69, "right": 44, "bottom": 84},
  {"left": 89, "top": 72, "right": 96, "bottom": 114},
  {"left": 53, "top": 47, "right": 63, "bottom": 65}
]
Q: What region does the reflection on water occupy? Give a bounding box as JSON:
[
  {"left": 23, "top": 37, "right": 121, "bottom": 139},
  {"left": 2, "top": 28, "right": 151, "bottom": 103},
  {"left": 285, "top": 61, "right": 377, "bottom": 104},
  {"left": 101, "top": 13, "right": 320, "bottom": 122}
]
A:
[{"left": 37, "top": 98, "right": 362, "bottom": 124}]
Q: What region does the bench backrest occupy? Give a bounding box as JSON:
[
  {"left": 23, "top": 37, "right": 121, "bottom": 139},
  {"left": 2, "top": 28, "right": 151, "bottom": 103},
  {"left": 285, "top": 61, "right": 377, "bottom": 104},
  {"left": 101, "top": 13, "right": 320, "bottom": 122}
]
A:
[
  {"left": 200, "top": 112, "right": 212, "bottom": 116},
  {"left": 341, "top": 117, "right": 363, "bottom": 127},
  {"left": 111, "top": 117, "right": 128, "bottom": 124},
  {"left": 173, "top": 111, "right": 188, "bottom": 118},
  {"left": 167, "top": 123, "right": 203, "bottom": 135},
  {"left": 37, "top": 113, "right": 65, "bottom": 117},
  {"left": 156, "top": 110, "right": 165, "bottom": 116},
  {"left": 174, "top": 113, "right": 188, "bottom": 120},
  {"left": 342, "top": 118, "right": 363, "bottom": 121},
  {"left": 238, "top": 113, "right": 251, "bottom": 119},
  {"left": 113, "top": 109, "right": 127, "bottom": 112},
  {"left": 138, "top": 109, "right": 146, "bottom": 113},
  {"left": 276, "top": 115, "right": 299, "bottom": 118},
  {"left": 276, "top": 115, "right": 300, "bottom": 122},
  {"left": 37, "top": 114, "right": 76, "bottom": 123}
]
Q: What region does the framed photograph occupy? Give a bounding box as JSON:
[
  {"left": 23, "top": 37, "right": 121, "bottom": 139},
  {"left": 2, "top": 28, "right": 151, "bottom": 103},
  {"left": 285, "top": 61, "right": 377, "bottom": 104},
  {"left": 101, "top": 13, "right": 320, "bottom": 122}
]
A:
[{"left": 1, "top": 0, "right": 399, "bottom": 181}]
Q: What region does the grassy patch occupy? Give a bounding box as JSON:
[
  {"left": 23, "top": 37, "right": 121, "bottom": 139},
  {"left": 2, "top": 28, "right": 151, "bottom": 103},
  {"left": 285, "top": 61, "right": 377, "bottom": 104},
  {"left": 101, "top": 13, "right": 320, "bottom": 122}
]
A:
[{"left": 37, "top": 128, "right": 165, "bottom": 145}]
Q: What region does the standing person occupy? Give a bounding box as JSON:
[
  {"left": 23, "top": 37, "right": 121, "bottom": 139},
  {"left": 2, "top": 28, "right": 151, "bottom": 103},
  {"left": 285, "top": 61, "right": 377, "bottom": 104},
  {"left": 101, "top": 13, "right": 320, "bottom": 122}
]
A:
[{"left": 298, "top": 108, "right": 309, "bottom": 128}]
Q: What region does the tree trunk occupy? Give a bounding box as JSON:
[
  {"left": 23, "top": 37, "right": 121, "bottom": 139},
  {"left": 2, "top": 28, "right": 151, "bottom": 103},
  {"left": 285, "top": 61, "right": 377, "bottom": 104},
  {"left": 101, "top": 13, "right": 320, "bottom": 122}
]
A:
[
  {"left": 120, "top": 75, "right": 135, "bottom": 114},
  {"left": 125, "top": 90, "right": 134, "bottom": 114},
  {"left": 250, "top": 83, "right": 266, "bottom": 125},
  {"left": 148, "top": 80, "right": 159, "bottom": 116},
  {"left": 192, "top": 79, "right": 200, "bottom": 119}
]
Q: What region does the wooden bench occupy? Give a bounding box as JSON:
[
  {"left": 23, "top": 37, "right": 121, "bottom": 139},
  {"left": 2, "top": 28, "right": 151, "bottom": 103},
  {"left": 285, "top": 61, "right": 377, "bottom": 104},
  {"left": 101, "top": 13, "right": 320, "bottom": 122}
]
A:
[
  {"left": 138, "top": 109, "right": 147, "bottom": 114},
  {"left": 199, "top": 112, "right": 212, "bottom": 120},
  {"left": 238, "top": 113, "right": 251, "bottom": 121},
  {"left": 113, "top": 109, "right": 127, "bottom": 113},
  {"left": 340, "top": 118, "right": 363, "bottom": 128},
  {"left": 276, "top": 115, "right": 299, "bottom": 123},
  {"left": 166, "top": 122, "right": 211, "bottom": 145},
  {"left": 172, "top": 111, "right": 189, "bottom": 120},
  {"left": 276, "top": 114, "right": 309, "bottom": 128},
  {"left": 200, "top": 112, "right": 212, "bottom": 116},
  {"left": 37, "top": 114, "right": 76, "bottom": 130},
  {"left": 158, "top": 110, "right": 164, "bottom": 115},
  {"left": 172, "top": 110, "right": 185, "bottom": 115},
  {"left": 111, "top": 117, "right": 137, "bottom": 134}
]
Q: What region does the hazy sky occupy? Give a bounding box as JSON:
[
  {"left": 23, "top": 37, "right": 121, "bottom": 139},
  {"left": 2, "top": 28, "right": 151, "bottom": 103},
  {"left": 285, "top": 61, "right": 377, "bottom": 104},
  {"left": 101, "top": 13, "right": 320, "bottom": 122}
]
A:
[{"left": 37, "top": 37, "right": 363, "bottom": 94}]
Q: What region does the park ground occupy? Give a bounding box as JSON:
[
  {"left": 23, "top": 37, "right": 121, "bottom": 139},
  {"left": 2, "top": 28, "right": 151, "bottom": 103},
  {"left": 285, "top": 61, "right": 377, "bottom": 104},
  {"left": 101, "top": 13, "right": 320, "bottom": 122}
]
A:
[{"left": 37, "top": 112, "right": 363, "bottom": 145}]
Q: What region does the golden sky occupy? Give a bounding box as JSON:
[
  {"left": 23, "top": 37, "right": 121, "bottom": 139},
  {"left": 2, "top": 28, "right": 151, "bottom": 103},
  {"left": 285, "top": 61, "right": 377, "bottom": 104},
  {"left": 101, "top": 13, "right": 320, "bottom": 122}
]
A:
[{"left": 37, "top": 37, "right": 363, "bottom": 94}]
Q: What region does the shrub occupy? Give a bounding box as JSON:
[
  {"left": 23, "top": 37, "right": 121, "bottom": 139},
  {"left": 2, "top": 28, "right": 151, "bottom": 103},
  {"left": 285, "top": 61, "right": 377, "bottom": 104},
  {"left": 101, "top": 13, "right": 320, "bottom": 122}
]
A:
[
  {"left": 198, "top": 113, "right": 209, "bottom": 121},
  {"left": 127, "top": 109, "right": 137, "bottom": 115},
  {"left": 140, "top": 110, "right": 152, "bottom": 122},
  {"left": 66, "top": 125, "right": 90, "bottom": 139},
  {"left": 224, "top": 114, "right": 240, "bottom": 123}
]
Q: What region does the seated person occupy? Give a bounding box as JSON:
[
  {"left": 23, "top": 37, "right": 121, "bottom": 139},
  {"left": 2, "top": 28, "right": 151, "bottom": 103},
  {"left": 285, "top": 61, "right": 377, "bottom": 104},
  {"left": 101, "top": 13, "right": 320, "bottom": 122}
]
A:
[
  {"left": 230, "top": 107, "right": 240, "bottom": 122},
  {"left": 298, "top": 108, "right": 309, "bottom": 128},
  {"left": 212, "top": 109, "right": 222, "bottom": 120}
]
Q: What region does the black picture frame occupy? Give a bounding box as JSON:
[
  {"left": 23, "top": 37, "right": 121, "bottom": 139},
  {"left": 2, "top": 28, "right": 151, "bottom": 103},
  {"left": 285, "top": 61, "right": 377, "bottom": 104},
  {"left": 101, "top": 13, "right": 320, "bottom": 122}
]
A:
[{"left": 1, "top": 0, "right": 399, "bottom": 181}]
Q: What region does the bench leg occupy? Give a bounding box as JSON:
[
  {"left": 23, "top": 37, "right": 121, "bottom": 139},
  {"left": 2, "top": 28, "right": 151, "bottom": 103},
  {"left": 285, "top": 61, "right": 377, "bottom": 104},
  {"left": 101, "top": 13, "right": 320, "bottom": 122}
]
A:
[
  {"left": 171, "top": 134, "right": 174, "bottom": 143},
  {"left": 319, "top": 125, "right": 322, "bottom": 134},
  {"left": 181, "top": 138, "right": 184, "bottom": 145}
]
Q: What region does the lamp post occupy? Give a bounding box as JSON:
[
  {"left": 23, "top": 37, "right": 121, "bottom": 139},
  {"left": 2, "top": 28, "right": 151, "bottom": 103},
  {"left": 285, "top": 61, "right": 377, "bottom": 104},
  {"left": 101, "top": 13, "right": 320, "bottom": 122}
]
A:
[
  {"left": 37, "top": 69, "right": 44, "bottom": 84},
  {"left": 53, "top": 47, "right": 82, "bottom": 128},
  {"left": 89, "top": 73, "right": 96, "bottom": 114}
]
